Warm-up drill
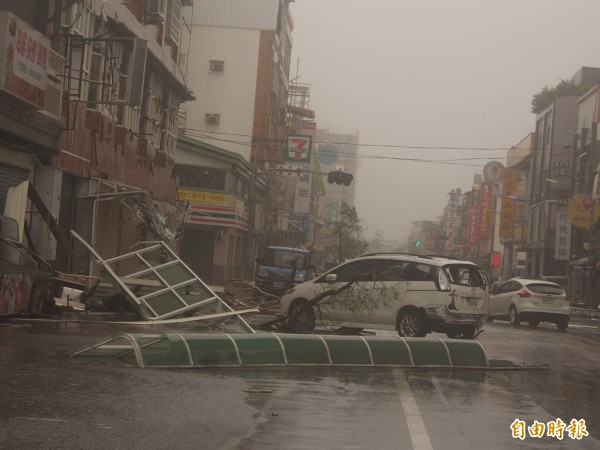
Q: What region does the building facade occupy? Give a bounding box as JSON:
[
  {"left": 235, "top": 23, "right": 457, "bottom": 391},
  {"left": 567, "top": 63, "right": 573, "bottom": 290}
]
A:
[
  {"left": 176, "top": 0, "right": 295, "bottom": 281},
  {"left": 1, "top": 0, "right": 193, "bottom": 278}
]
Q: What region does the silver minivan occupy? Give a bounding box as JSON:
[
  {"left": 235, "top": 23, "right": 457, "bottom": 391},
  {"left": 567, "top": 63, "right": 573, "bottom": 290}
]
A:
[{"left": 279, "top": 253, "right": 490, "bottom": 339}]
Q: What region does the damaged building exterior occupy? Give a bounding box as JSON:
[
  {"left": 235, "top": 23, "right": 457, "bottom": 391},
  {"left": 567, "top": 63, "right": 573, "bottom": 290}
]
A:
[
  {"left": 1, "top": 0, "right": 315, "bottom": 291},
  {"left": 0, "top": 0, "right": 193, "bottom": 278}
]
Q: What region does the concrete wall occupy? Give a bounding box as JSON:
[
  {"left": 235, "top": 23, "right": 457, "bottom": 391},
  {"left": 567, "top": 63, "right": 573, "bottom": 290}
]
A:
[{"left": 183, "top": 26, "right": 260, "bottom": 162}]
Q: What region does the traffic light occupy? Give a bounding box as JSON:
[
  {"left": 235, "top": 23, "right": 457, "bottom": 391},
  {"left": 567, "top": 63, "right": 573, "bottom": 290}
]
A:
[
  {"left": 327, "top": 170, "right": 353, "bottom": 186},
  {"left": 415, "top": 241, "right": 421, "bottom": 247}
]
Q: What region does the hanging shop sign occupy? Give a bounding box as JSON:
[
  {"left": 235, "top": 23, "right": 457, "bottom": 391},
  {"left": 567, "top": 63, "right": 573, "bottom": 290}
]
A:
[
  {"left": 483, "top": 161, "right": 504, "bottom": 183},
  {"left": 0, "top": 11, "right": 50, "bottom": 108},
  {"left": 567, "top": 194, "right": 600, "bottom": 229},
  {"left": 554, "top": 211, "right": 571, "bottom": 261},
  {"left": 285, "top": 135, "right": 312, "bottom": 163}
]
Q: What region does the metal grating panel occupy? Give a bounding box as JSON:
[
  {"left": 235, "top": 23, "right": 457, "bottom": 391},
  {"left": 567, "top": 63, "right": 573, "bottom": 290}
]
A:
[{"left": 71, "top": 230, "right": 254, "bottom": 331}]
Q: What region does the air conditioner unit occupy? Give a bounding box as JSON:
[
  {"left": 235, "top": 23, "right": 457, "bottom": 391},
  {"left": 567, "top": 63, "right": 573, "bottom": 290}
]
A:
[
  {"left": 146, "top": 0, "right": 166, "bottom": 24},
  {"left": 41, "top": 50, "right": 65, "bottom": 121},
  {"left": 210, "top": 60, "right": 224, "bottom": 72},
  {"left": 206, "top": 114, "right": 220, "bottom": 125}
]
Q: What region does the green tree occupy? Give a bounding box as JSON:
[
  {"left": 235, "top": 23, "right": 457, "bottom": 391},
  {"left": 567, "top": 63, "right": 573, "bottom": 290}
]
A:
[
  {"left": 531, "top": 79, "right": 590, "bottom": 113},
  {"left": 326, "top": 202, "right": 368, "bottom": 264}
]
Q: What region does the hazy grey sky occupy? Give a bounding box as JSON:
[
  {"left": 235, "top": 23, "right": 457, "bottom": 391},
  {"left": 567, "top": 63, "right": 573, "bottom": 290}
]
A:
[{"left": 289, "top": 0, "right": 600, "bottom": 241}]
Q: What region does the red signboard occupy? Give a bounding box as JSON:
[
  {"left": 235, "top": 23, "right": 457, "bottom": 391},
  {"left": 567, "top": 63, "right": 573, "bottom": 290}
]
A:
[
  {"left": 479, "top": 182, "right": 491, "bottom": 237},
  {"left": 467, "top": 187, "right": 480, "bottom": 249},
  {"left": 0, "top": 11, "right": 50, "bottom": 109}
]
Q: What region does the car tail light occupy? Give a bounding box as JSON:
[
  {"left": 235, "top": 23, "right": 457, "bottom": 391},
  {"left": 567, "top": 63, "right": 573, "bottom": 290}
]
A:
[
  {"left": 437, "top": 269, "right": 450, "bottom": 291},
  {"left": 517, "top": 290, "right": 531, "bottom": 298}
]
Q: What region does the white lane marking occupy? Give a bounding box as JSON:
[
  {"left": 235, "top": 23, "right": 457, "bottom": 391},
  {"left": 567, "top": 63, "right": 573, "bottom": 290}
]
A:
[
  {"left": 394, "top": 369, "right": 434, "bottom": 450},
  {"left": 568, "top": 324, "right": 597, "bottom": 329},
  {"left": 17, "top": 417, "right": 66, "bottom": 422}
]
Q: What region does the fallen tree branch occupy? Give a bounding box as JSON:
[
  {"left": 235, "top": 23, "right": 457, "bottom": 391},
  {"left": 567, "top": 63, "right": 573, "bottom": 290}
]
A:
[{"left": 256, "top": 280, "right": 357, "bottom": 330}]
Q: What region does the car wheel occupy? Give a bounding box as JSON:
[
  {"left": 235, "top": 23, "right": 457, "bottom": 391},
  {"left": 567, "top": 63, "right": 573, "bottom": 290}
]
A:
[
  {"left": 528, "top": 320, "right": 540, "bottom": 327},
  {"left": 287, "top": 299, "right": 315, "bottom": 331},
  {"left": 397, "top": 309, "right": 428, "bottom": 337},
  {"left": 556, "top": 317, "right": 569, "bottom": 331},
  {"left": 509, "top": 306, "right": 521, "bottom": 326},
  {"left": 485, "top": 316, "right": 494, "bottom": 323},
  {"left": 446, "top": 325, "right": 476, "bottom": 339}
]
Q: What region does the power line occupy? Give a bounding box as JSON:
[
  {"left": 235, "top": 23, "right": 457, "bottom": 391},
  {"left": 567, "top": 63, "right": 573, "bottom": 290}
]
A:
[{"left": 183, "top": 127, "right": 582, "bottom": 159}]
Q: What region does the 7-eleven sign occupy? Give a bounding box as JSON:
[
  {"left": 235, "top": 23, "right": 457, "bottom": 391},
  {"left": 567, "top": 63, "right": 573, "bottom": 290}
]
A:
[{"left": 285, "top": 135, "right": 312, "bottom": 163}]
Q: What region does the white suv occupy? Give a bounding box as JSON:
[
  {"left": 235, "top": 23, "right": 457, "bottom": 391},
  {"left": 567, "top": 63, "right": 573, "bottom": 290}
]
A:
[{"left": 279, "top": 253, "right": 490, "bottom": 339}]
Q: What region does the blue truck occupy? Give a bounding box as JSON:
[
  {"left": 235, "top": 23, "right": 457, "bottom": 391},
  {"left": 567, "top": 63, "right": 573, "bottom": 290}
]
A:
[{"left": 255, "top": 246, "right": 317, "bottom": 296}]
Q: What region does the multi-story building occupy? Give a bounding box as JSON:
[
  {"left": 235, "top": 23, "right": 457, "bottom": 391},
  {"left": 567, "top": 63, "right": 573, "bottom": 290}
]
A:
[
  {"left": 571, "top": 83, "right": 600, "bottom": 306},
  {"left": 1, "top": 0, "right": 193, "bottom": 277},
  {"left": 499, "top": 133, "right": 535, "bottom": 278},
  {"left": 523, "top": 67, "right": 600, "bottom": 279},
  {"left": 175, "top": 0, "right": 295, "bottom": 283}
]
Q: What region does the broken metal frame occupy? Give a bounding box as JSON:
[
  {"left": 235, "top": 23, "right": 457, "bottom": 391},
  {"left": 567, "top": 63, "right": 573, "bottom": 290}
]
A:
[{"left": 71, "top": 230, "right": 255, "bottom": 332}]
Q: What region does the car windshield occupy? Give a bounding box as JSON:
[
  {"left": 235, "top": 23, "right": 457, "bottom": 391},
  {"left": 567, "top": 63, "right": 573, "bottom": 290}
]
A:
[
  {"left": 263, "top": 249, "right": 306, "bottom": 269},
  {"left": 526, "top": 283, "right": 564, "bottom": 295}
]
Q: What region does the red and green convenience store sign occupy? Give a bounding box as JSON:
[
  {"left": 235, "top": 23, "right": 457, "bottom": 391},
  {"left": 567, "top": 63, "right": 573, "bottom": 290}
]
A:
[{"left": 179, "top": 189, "right": 249, "bottom": 231}]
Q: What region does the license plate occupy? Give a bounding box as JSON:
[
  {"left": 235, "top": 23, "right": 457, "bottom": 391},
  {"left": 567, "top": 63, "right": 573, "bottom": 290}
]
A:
[
  {"left": 542, "top": 298, "right": 554, "bottom": 304},
  {"left": 467, "top": 298, "right": 477, "bottom": 307},
  {"left": 273, "top": 281, "right": 285, "bottom": 288}
]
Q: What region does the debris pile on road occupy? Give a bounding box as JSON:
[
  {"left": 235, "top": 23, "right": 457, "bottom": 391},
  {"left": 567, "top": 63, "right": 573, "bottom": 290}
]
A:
[{"left": 220, "top": 279, "right": 281, "bottom": 315}]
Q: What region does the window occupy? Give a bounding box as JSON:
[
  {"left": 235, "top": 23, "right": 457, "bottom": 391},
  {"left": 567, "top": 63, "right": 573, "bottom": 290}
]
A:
[
  {"left": 330, "top": 260, "right": 385, "bottom": 283},
  {"left": 497, "top": 280, "right": 521, "bottom": 294},
  {"left": 444, "top": 265, "right": 484, "bottom": 286},
  {"left": 175, "top": 166, "right": 226, "bottom": 190},
  {"left": 264, "top": 249, "right": 306, "bottom": 268},
  {"left": 526, "top": 284, "right": 564, "bottom": 295},
  {"left": 400, "top": 263, "right": 436, "bottom": 282},
  {"left": 381, "top": 261, "right": 409, "bottom": 281},
  {"left": 141, "top": 72, "right": 163, "bottom": 148},
  {"left": 210, "top": 60, "right": 225, "bottom": 72},
  {"left": 166, "top": 0, "right": 182, "bottom": 47}
]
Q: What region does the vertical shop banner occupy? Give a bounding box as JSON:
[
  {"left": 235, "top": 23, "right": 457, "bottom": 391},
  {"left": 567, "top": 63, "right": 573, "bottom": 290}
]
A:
[
  {"left": 554, "top": 211, "right": 571, "bottom": 260},
  {"left": 445, "top": 200, "right": 458, "bottom": 251},
  {"left": 467, "top": 186, "right": 480, "bottom": 249},
  {"left": 293, "top": 163, "right": 312, "bottom": 230},
  {"left": 499, "top": 167, "right": 519, "bottom": 242},
  {"left": 479, "top": 182, "right": 491, "bottom": 237},
  {"left": 285, "top": 135, "right": 313, "bottom": 231}
]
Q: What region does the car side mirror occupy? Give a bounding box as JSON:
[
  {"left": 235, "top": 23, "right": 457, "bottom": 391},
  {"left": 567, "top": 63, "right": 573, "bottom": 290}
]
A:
[{"left": 325, "top": 273, "right": 337, "bottom": 283}]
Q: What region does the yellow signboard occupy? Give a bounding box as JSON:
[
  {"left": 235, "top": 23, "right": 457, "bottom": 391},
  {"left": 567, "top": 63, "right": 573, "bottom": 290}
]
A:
[
  {"left": 178, "top": 189, "right": 230, "bottom": 206},
  {"left": 567, "top": 194, "right": 600, "bottom": 229},
  {"left": 499, "top": 167, "right": 519, "bottom": 241}
]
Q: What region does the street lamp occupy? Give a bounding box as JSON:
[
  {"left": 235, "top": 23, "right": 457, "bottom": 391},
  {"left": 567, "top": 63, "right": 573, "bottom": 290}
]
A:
[{"left": 545, "top": 178, "right": 577, "bottom": 189}]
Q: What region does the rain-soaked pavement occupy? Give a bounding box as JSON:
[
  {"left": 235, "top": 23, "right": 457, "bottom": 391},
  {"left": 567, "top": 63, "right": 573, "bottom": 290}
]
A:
[{"left": 1, "top": 315, "right": 599, "bottom": 449}]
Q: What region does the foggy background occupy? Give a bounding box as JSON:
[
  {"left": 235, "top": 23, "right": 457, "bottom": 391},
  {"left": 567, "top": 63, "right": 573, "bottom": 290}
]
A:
[{"left": 289, "top": 0, "right": 600, "bottom": 241}]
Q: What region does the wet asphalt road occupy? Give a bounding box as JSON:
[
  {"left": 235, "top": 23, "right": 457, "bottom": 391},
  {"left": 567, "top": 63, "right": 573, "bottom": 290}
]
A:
[{"left": 1, "top": 315, "right": 599, "bottom": 449}]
